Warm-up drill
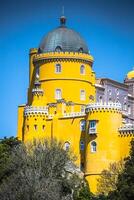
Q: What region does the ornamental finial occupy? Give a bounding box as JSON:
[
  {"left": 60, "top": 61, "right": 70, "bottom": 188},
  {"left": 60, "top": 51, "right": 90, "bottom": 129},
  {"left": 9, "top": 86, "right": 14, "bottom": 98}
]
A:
[{"left": 60, "top": 6, "right": 66, "bottom": 26}]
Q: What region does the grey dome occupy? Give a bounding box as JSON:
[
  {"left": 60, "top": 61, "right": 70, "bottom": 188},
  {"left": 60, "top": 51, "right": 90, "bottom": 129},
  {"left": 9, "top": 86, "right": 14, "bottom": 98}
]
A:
[{"left": 38, "top": 16, "right": 89, "bottom": 54}]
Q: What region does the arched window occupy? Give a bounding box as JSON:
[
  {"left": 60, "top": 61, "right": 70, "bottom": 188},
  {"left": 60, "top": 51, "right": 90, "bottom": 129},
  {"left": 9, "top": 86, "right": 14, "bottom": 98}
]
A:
[
  {"left": 80, "top": 120, "right": 86, "bottom": 131},
  {"left": 55, "top": 89, "right": 62, "bottom": 99},
  {"left": 80, "top": 90, "right": 85, "bottom": 100},
  {"left": 55, "top": 64, "right": 61, "bottom": 73},
  {"left": 80, "top": 65, "right": 85, "bottom": 74},
  {"left": 55, "top": 46, "right": 62, "bottom": 52},
  {"left": 64, "top": 142, "right": 70, "bottom": 151},
  {"left": 34, "top": 124, "right": 37, "bottom": 131},
  {"left": 78, "top": 47, "right": 83, "bottom": 53},
  {"left": 91, "top": 141, "right": 97, "bottom": 153},
  {"left": 108, "top": 89, "right": 112, "bottom": 95},
  {"left": 80, "top": 141, "right": 84, "bottom": 151}
]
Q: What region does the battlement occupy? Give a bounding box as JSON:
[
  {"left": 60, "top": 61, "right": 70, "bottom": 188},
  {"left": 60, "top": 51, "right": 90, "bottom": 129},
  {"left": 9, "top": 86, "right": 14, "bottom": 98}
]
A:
[
  {"left": 86, "top": 102, "right": 122, "bottom": 113},
  {"left": 29, "top": 48, "right": 38, "bottom": 54},
  {"left": 33, "top": 51, "right": 93, "bottom": 64},
  {"left": 119, "top": 124, "right": 134, "bottom": 133},
  {"left": 24, "top": 106, "right": 48, "bottom": 116}
]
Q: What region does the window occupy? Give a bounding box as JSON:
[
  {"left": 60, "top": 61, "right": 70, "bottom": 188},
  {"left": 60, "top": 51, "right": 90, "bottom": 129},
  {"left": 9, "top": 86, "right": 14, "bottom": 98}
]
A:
[
  {"left": 99, "top": 96, "right": 103, "bottom": 103},
  {"left": 80, "top": 65, "right": 85, "bottom": 74},
  {"left": 80, "top": 141, "right": 85, "bottom": 151},
  {"left": 80, "top": 120, "right": 86, "bottom": 131},
  {"left": 123, "top": 102, "right": 127, "bottom": 111},
  {"left": 91, "top": 141, "right": 97, "bottom": 153},
  {"left": 55, "top": 46, "right": 62, "bottom": 52},
  {"left": 55, "top": 64, "right": 61, "bottom": 73},
  {"left": 64, "top": 142, "right": 70, "bottom": 151},
  {"left": 42, "top": 125, "right": 45, "bottom": 131},
  {"left": 55, "top": 89, "right": 62, "bottom": 99},
  {"left": 79, "top": 48, "right": 83, "bottom": 53},
  {"left": 80, "top": 90, "right": 85, "bottom": 100},
  {"left": 89, "top": 120, "right": 96, "bottom": 134},
  {"left": 34, "top": 125, "right": 37, "bottom": 131},
  {"left": 108, "top": 89, "right": 112, "bottom": 95},
  {"left": 128, "top": 105, "right": 131, "bottom": 114},
  {"left": 116, "top": 89, "right": 119, "bottom": 95},
  {"left": 26, "top": 125, "right": 29, "bottom": 132},
  {"left": 81, "top": 105, "right": 85, "bottom": 113},
  {"left": 90, "top": 120, "right": 96, "bottom": 129},
  {"left": 108, "top": 98, "right": 112, "bottom": 103}
]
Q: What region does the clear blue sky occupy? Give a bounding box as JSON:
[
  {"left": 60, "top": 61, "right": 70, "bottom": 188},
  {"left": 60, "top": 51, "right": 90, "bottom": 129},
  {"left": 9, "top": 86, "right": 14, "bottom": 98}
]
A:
[{"left": 0, "top": 0, "right": 134, "bottom": 138}]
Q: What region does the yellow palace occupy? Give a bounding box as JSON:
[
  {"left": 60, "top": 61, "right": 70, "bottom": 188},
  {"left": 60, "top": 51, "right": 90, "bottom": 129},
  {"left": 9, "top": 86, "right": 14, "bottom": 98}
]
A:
[{"left": 17, "top": 15, "right": 134, "bottom": 192}]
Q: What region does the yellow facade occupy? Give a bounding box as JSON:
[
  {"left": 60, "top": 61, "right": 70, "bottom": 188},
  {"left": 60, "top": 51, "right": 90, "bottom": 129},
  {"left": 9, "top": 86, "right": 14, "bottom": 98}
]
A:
[{"left": 17, "top": 17, "right": 134, "bottom": 193}]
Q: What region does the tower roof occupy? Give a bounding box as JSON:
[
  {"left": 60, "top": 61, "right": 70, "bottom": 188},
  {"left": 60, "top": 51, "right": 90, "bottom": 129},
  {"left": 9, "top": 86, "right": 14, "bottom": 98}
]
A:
[
  {"left": 38, "top": 16, "right": 89, "bottom": 54},
  {"left": 127, "top": 69, "right": 134, "bottom": 79}
]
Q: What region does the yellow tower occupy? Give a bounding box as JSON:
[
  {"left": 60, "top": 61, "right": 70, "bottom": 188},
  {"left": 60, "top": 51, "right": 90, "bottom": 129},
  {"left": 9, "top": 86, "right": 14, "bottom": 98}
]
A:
[
  {"left": 17, "top": 15, "right": 95, "bottom": 167},
  {"left": 17, "top": 15, "right": 134, "bottom": 193},
  {"left": 84, "top": 103, "right": 122, "bottom": 193}
]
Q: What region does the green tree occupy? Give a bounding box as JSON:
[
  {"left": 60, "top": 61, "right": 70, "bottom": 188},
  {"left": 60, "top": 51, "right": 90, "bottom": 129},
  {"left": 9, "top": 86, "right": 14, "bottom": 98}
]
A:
[
  {"left": 97, "top": 160, "right": 124, "bottom": 196},
  {"left": 0, "top": 136, "right": 21, "bottom": 183},
  {"left": 109, "top": 139, "right": 134, "bottom": 200},
  {"left": 0, "top": 139, "right": 86, "bottom": 200}
]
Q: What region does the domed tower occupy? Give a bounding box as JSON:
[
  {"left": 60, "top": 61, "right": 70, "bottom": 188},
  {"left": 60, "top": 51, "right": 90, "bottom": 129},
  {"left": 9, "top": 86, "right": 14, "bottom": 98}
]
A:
[{"left": 17, "top": 16, "right": 95, "bottom": 166}]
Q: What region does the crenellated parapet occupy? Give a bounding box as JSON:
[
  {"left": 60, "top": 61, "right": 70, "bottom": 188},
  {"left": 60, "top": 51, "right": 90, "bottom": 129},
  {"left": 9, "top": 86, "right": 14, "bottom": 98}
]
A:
[
  {"left": 86, "top": 102, "right": 122, "bottom": 113},
  {"left": 32, "top": 88, "right": 44, "bottom": 96},
  {"left": 119, "top": 123, "right": 134, "bottom": 133},
  {"left": 24, "top": 106, "right": 48, "bottom": 116},
  {"left": 33, "top": 52, "right": 94, "bottom": 65}
]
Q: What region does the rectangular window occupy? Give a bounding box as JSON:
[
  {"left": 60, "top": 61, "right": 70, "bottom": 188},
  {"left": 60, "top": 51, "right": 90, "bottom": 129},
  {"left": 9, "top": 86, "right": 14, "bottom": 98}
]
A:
[
  {"left": 55, "top": 89, "right": 62, "bottom": 100},
  {"left": 80, "top": 90, "right": 85, "bottom": 100},
  {"left": 55, "top": 64, "right": 61, "bottom": 73},
  {"left": 89, "top": 120, "right": 97, "bottom": 134}
]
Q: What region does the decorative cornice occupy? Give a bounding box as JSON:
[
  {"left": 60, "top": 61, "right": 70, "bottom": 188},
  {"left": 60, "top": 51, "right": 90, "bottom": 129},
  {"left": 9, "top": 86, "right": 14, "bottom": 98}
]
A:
[
  {"left": 119, "top": 124, "right": 134, "bottom": 132},
  {"left": 24, "top": 106, "right": 48, "bottom": 116},
  {"left": 33, "top": 52, "right": 93, "bottom": 65},
  {"left": 86, "top": 102, "right": 122, "bottom": 113}
]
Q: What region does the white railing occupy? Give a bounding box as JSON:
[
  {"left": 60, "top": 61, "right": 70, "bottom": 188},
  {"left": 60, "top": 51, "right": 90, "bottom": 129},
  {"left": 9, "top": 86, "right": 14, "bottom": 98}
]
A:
[
  {"left": 63, "top": 112, "right": 86, "bottom": 118},
  {"left": 86, "top": 102, "right": 122, "bottom": 112},
  {"left": 32, "top": 88, "right": 44, "bottom": 94},
  {"left": 24, "top": 106, "right": 48, "bottom": 116},
  {"left": 119, "top": 124, "right": 134, "bottom": 132},
  {"left": 88, "top": 128, "right": 97, "bottom": 135}
]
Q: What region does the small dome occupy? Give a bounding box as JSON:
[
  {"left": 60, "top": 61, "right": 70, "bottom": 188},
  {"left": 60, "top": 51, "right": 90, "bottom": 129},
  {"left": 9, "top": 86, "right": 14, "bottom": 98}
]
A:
[
  {"left": 127, "top": 69, "right": 134, "bottom": 79},
  {"left": 38, "top": 16, "right": 89, "bottom": 54}
]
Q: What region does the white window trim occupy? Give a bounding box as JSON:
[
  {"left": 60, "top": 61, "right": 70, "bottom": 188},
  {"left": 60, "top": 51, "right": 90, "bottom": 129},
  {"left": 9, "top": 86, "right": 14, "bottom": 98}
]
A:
[
  {"left": 55, "top": 88, "right": 62, "bottom": 100},
  {"left": 64, "top": 142, "right": 70, "bottom": 151},
  {"left": 80, "top": 120, "right": 86, "bottom": 131},
  {"left": 90, "top": 141, "right": 97, "bottom": 153},
  {"left": 80, "top": 90, "right": 86, "bottom": 101},
  {"left": 80, "top": 65, "right": 85, "bottom": 75},
  {"left": 55, "top": 64, "right": 61, "bottom": 74}
]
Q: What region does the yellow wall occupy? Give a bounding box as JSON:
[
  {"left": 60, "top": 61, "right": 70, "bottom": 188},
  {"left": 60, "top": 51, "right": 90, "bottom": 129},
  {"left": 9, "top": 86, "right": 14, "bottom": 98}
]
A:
[{"left": 85, "top": 109, "right": 122, "bottom": 193}]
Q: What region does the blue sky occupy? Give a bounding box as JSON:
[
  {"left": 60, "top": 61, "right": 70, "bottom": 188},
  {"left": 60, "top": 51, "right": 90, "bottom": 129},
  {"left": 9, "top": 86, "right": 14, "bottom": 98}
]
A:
[{"left": 0, "top": 0, "right": 134, "bottom": 138}]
